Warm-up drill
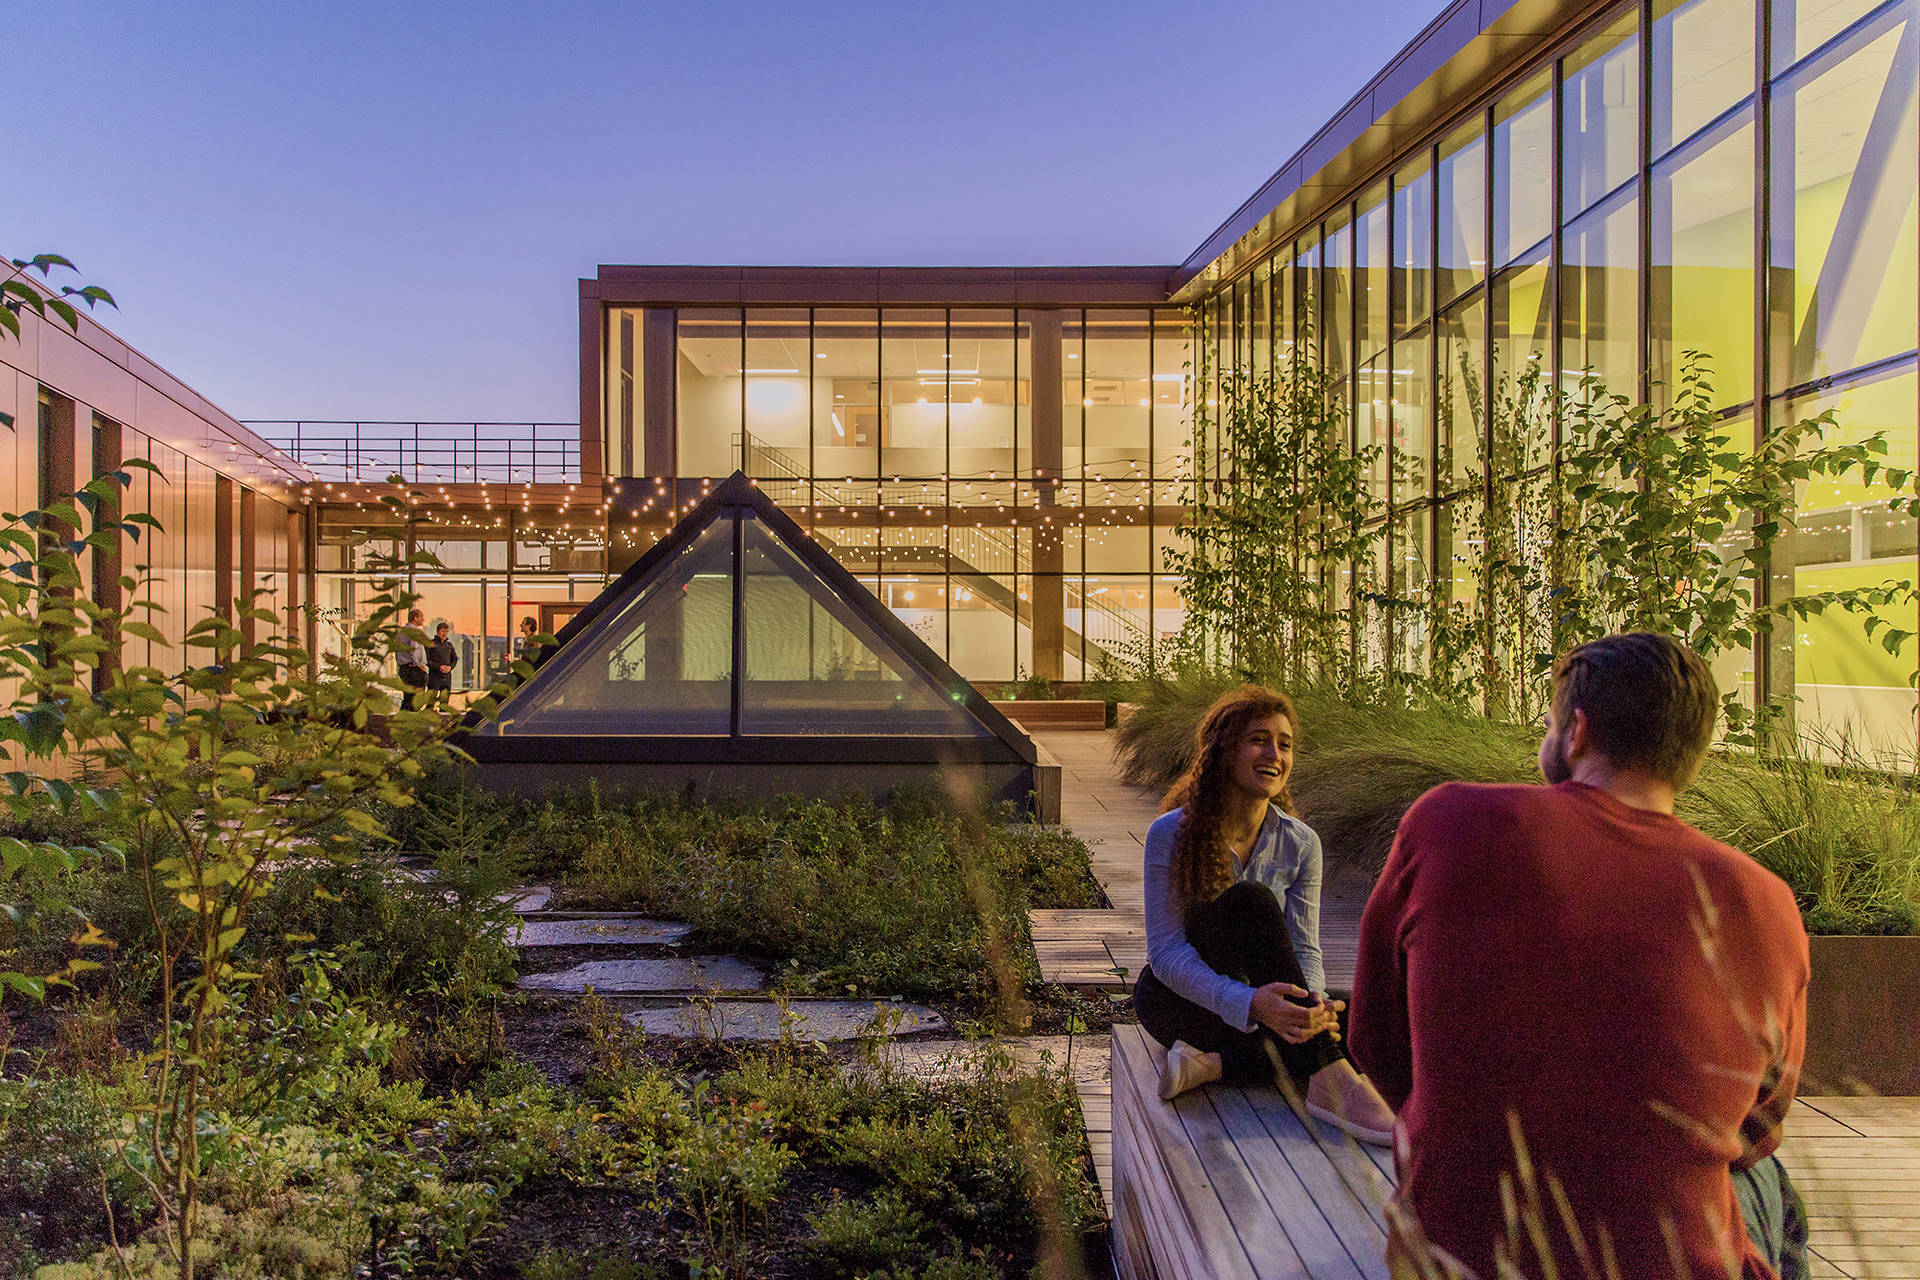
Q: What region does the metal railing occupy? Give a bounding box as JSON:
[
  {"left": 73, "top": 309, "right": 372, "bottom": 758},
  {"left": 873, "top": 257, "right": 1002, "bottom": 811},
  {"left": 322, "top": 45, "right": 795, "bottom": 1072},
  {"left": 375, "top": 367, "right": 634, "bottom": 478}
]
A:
[{"left": 249, "top": 421, "right": 581, "bottom": 484}]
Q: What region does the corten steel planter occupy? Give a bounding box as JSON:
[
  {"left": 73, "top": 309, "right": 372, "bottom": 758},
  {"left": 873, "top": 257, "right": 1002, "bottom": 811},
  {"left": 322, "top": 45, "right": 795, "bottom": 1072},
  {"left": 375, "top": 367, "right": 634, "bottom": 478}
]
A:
[{"left": 1804, "top": 934, "right": 1920, "bottom": 1095}]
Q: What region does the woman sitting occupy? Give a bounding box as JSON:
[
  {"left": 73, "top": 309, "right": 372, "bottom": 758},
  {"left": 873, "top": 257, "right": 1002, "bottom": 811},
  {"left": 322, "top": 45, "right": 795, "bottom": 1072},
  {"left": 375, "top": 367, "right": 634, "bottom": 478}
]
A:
[{"left": 1133, "top": 685, "right": 1395, "bottom": 1146}]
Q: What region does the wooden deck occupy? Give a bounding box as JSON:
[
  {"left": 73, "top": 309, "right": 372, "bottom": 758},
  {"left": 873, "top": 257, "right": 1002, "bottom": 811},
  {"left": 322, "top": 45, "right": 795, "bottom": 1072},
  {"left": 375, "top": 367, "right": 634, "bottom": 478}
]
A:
[
  {"left": 1779, "top": 1097, "right": 1920, "bottom": 1279},
  {"left": 1031, "top": 908, "right": 1147, "bottom": 988}
]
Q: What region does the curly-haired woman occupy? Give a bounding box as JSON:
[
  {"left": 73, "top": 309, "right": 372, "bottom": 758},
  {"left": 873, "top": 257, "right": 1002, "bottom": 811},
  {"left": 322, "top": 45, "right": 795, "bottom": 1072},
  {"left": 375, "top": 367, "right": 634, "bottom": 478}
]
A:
[{"left": 1133, "top": 685, "right": 1394, "bottom": 1146}]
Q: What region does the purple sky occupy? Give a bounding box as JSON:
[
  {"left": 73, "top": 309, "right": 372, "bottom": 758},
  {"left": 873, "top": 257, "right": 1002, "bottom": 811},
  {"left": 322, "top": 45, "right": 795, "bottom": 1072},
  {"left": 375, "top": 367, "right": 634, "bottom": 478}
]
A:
[{"left": 6, "top": 0, "right": 1442, "bottom": 424}]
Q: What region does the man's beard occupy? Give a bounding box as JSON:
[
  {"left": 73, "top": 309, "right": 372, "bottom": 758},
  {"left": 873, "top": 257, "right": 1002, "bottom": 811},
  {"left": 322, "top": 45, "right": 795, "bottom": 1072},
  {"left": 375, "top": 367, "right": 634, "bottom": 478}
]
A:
[{"left": 1540, "top": 733, "right": 1573, "bottom": 784}]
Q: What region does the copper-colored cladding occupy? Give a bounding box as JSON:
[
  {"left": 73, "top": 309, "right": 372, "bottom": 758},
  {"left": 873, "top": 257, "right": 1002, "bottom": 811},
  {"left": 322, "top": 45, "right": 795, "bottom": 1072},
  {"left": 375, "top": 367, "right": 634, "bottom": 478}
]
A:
[
  {"left": 1806, "top": 935, "right": 1920, "bottom": 1095},
  {"left": 91, "top": 414, "right": 124, "bottom": 690}
]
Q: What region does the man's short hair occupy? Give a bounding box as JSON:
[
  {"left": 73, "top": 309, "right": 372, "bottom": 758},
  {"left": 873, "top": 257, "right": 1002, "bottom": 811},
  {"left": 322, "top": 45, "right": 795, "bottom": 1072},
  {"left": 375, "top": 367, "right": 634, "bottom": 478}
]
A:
[{"left": 1552, "top": 633, "right": 1719, "bottom": 786}]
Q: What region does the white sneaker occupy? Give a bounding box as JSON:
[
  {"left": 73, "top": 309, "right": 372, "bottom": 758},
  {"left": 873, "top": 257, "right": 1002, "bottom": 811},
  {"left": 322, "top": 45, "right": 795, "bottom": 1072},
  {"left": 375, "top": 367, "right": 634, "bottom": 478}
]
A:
[
  {"left": 1305, "top": 1060, "right": 1396, "bottom": 1147},
  {"left": 1158, "top": 1040, "right": 1224, "bottom": 1101}
]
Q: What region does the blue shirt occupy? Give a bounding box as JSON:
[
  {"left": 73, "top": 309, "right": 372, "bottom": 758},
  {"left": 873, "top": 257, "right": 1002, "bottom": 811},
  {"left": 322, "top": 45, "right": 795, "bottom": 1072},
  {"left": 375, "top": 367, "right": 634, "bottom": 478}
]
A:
[{"left": 1142, "top": 803, "right": 1327, "bottom": 1033}]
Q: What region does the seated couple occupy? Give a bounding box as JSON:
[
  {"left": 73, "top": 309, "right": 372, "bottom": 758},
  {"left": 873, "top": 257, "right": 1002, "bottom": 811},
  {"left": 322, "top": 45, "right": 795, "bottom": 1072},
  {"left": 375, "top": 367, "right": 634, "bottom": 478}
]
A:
[{"left": 1135, "top": 635, "right": 1811, "bottom": 1280}]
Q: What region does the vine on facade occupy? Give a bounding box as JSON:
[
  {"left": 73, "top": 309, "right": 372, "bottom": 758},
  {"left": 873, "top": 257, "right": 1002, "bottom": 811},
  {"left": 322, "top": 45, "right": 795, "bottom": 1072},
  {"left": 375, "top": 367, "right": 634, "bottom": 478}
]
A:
[{"left": 1172, "top": 322, "right": 1920, "bottom": 742}]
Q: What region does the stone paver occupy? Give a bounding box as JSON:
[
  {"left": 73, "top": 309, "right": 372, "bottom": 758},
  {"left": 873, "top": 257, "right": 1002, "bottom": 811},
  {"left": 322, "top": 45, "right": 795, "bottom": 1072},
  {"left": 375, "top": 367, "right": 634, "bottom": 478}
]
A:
[
  {"left": 512, "top": 916, "right": 693, "bottom": 947},
  {"left": 517, "top": 955, "right": 765, "bottom": 995},
  {"left": 630, "top": 999, "right": 944, "bottom": 1042},
  {"left": 503, "top": 885, "right": 552, "bottom": 913}
]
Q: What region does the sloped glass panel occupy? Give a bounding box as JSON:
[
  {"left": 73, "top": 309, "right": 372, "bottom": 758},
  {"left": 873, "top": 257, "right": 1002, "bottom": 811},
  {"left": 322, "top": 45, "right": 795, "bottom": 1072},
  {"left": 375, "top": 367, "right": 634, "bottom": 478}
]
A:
[
  {"left": 481, "top": 516, "right": 734, "bottom": 735},
  {"left": 739, "top": 513, "right": 992, "bottom": 736}
]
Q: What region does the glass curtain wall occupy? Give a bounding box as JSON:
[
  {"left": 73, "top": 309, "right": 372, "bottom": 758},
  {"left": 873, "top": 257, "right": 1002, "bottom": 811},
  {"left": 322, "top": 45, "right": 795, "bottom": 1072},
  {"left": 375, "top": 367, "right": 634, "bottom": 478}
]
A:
[
  {"left": 646, "top": 305, "right": 1188, "bottom": 684},
  {"left": 1196, "top": 0, "right": 1920, "bottom": 747}
]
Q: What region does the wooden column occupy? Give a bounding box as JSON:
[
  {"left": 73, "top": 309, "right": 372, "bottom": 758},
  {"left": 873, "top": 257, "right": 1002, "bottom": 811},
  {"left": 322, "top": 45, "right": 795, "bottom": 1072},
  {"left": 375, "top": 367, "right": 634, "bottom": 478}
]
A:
[
  {"left": 643, "top": 308, "right": 678, "bottom": 480},
  {"left": 1029, "top": 311, "right": 1065, "bottom": 681},
  {"left": 285, "top": 505, "right": 303, "bottom": 658},
  {"left": 92, "top": 415, "right": 123, "bottom": 689},
  {"left": 579, "top": 296, "right": 604, "bottom": 484},
  {"left": 238, "top": 487, "right": 257, "bottom": 656},
  {"left": 214, "top": 475, "right": 235, "bottom": 627},
  {"left": 302, "top": 506, "right": 320, "bottom": 678}
]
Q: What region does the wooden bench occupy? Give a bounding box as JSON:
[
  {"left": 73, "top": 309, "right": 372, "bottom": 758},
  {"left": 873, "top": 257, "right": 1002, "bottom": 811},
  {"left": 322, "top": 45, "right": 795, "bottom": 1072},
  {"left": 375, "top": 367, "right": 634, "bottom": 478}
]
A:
[
  {"left": 990, "top": 698, "right": 1109, "bottom": 730},
  {"left": 1111, "top": 1024, "right": 1396, "bottom": 1280}
]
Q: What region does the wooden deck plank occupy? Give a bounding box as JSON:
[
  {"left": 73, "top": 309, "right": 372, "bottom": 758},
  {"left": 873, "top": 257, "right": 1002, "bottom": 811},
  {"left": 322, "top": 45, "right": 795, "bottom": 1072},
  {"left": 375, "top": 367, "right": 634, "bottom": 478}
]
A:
[
  {"left": 1208, "top": 1087, "right": 1375, "bottom": 1280},
  {"left": 1114, "top": 1024, "right": 1392, "bottom": 1280},
  {"left": 1171, "top": 1088, "right": 1316, "bottom": 1279},
  {"left": 1112, "top": 1026, "right": 1262, "bottom": 1280},
  {"left": 1243, "top": 1085, "right": 1395, "bottom": 1241}
]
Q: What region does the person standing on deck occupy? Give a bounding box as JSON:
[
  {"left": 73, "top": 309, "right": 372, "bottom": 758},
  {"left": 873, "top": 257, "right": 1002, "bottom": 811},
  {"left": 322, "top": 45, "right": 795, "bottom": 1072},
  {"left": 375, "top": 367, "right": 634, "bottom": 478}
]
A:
[{"left": 1349, "top": 633, "right": 1809, "bottom": 1280}]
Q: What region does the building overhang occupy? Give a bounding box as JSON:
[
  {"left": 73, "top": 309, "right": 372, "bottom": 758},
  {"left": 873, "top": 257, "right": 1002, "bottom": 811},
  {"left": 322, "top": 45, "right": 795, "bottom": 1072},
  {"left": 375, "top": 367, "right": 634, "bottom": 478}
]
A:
[
  {"left": 1170, "top": 0, "right": 1619, "bottom": 302},
  {"left": 583, "top": 265, "right": 1182, "bottom": 310}
]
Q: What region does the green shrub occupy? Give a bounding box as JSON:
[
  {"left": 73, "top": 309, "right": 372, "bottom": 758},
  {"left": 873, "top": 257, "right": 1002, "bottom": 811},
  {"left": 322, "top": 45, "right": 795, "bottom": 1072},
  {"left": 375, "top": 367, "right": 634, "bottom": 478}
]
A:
[
  {"left": 0, "top": 1072, "right": 152, "bottom": 1267},
  {"left": 669, "top": 1091, "right": 796, "bottom": 1270},
  {"left": 520, "top": 1252, "right": 663, "bottom": 1280},
  {"left": 805, "top": 1187, "right": 932, "bottom": 1275}
]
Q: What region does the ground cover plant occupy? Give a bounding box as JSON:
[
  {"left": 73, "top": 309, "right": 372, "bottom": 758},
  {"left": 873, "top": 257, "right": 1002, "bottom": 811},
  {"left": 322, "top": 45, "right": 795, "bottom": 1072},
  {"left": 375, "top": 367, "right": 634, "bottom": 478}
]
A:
[
  {"left": 2, "top": 1001, "right": 1103, "bottom": 1279},
  {"left": 396, "top": 778, "right": 1106, "bottom": 1022}
]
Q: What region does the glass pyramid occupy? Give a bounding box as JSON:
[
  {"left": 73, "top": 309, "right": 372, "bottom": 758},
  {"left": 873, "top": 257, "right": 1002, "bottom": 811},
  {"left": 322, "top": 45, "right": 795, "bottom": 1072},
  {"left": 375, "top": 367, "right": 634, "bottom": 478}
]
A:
[{"left": 476, "top": 479, "right": 999, "bottom": 740}]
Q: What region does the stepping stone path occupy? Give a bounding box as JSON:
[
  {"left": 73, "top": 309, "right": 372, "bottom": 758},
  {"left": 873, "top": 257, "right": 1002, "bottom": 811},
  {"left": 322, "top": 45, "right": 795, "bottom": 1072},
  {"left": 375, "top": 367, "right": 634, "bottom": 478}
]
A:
[
  {"left": 629, "top": 1000, "right": 945, "bottom": 1042},
  {"left": 513, "top": 917, "right": 694, "bottom": 947},
  {"left": 518, "top": 955, "right": 767, "bottom": 996},
  {"left": 459, "top": 883, "right": 950, "bottom": 1044}
]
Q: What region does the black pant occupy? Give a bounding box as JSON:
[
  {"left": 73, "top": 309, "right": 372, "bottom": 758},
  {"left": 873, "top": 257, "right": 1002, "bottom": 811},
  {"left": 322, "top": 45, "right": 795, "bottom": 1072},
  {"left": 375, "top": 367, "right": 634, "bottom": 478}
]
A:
[
  {"left": 1133, "top": 881, "right": 1345, "bottom": 1085},
  {"left": 399, "top": 664, "right": 426, "bottom": 711}
]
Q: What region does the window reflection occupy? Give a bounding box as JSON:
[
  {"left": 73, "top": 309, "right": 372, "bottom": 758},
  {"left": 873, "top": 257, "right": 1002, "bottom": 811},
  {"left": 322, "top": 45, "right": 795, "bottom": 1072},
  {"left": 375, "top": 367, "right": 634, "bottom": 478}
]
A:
[
  {"left": 1358, "top": 186, "right": 1391, "bottom": 361},
  {"left": 1394, "top": 157, "right": 1434, "bottom": 332},
  {"left": 1437, "top": 298, "right": 1486, "bottom": 495},
  {"left": 677, "top": 308, "right": 742, "bottom": 478},
  {"left": 813, "top": 310, "right": 880, "bottom": 484},
  {"left": 1563, "top": 13, "right": 1641, "bottom": 218},
  {"left": 1437, "top": 123, "right": 1487, "bottom": 306},
  {"left": 1770, "top": 14, "right": 1919, "bottom": 390},
  {"left": 883, "top": 309, "right": 949, "bottom": 482},
  {"left": 1493, "top": 73, "right": 1554, "bottom": 266},
  {"left": 1652, "top": 116, "right": 1756, "bottom": 407},
  {"left": 744, "top": 309, "right": 809, "bottom": 483},
  {"left": 1561, "top": 190, "right": 1640, "bottom": 396},
  {"left": 1653, "top": 0, "right": 1754, "bottom": 156}
]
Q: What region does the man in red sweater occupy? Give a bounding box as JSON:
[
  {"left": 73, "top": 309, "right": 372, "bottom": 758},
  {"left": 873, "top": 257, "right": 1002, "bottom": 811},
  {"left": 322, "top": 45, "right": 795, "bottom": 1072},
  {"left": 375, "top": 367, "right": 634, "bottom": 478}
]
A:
[{"left": 1349, "top": 633, "right": 1808, "bottom": 1280}]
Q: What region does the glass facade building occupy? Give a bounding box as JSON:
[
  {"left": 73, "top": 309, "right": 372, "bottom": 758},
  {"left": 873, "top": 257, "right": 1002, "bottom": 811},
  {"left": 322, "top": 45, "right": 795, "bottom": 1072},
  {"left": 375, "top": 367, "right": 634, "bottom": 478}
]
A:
[{"left": 1181, "top": 0, "right": 1919, "bottom": 747}]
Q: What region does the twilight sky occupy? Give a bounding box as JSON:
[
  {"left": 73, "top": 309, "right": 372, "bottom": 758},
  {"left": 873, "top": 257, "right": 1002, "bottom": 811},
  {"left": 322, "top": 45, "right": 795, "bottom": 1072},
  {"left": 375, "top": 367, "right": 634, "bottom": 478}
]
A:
[{"left": 5, "top": 0, "right": 1441, "bottom": 425}]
